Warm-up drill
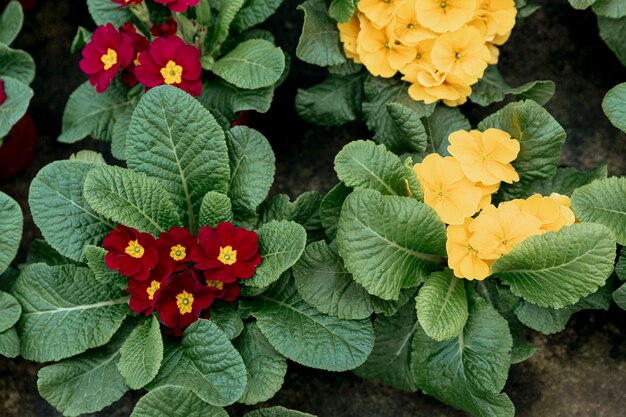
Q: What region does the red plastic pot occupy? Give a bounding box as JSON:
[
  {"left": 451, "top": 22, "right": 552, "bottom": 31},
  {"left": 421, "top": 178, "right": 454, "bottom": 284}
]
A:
[{"left": 0, "top": 112, "right": 38, "bottom": 180}]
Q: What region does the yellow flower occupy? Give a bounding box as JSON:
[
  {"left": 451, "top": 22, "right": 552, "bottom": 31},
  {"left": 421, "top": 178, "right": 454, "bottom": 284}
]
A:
[
  {"left": 399, "top": 39, "right": 436, "bottom": 77},
  {"left": 447, "top": 128, "right": 520, "bottom": 185},
  {"left": 475, "top": 0, "right": 517, "bottom": 40},
  {"left": 338, "top": 14, "right": 362, "bottom": 63},
  {"left": 486, "top": 43, "right": 500, "bottom": 64},
  {"left": 514, "top": 194, "right": 576, "bottom": 232},
  {"left": 414, "top": 154, "right": 483, "bottom": 225},
  {"left": 415, "top": 0, "right": 477, "bottom": 33},
  {"left": 405, "top": 64, "right": 472, "bottom": 105},
  {"left": 447, "top": 219, "right": 492, "bottom": 280},
  {"left": 469, "top": 203, "right": 543, "bottom": 260},
  {"left": 357, "top": 0, "right": 407, "bottom": 28},
  {"left": 358, "top": 18, "right": 417, "bottom": 77},
  {"left": 430, "top": 26, "right": 491, "bottom": 81},
  {"left": 393, "top": 2, "right": 437, "bottom": 45},
  {"left": 477, "top": 181, "right": 500, "bottom": 209}
]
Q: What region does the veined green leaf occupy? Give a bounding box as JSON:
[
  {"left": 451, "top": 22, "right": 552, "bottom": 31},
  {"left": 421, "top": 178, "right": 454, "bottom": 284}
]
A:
[
  {"left": 329, "top": 0, "right": 357, "bottom": 22},
  {"left": 244, "top": 407, "right": 316, "bottom": 417},
  {"left": 131, "top": 386, "right": 228, "bottom": 417},
  {"left": 602, "top": 83, "right": 626, "bottom": 133},
  {"left": 232, "top": 0, "right": 284, "bottom": 32},
  {"left": 209, "top": 306, "right": 244, "bottom": 340},
  {"left": 199, "top": 192, "right": 234, "bottom": 227},
  {"left": 0, "top": 44, "right": 35, "bottom": 84},
  {"left": 86, "top": 0, "right": 133, "bottom": 26},
  {"left": 0, "top": 76, "right": 33, "bottom": 137},
  {"left": 84, "top": 245, "right": 127, "bottom": 288},
  {"left": 0, "top": 1, "right": 23, "bottom": 45},
  {"left": 528, "top": 165, "right": 607, "bottom": 197},
  {"left": 0, "top": 191, "right": 22, "bottom": 276},
  {"left": 319, "top": 182, "right": 352, "bottom": 241},
  {"left": 0, "top": 291, "right": 21, "bottom": 333},
  {"left": 258, "top": 192, "right": 324, "bottom": 243},
  {"left": 0, "top": 327, "right": 19, "bottom": 358},
  {"left": 423, "top": 105, "right": 471, "bottom": 156},
  {"left": 118, "top": 316, "right": 163, "bottom": 389},
  {"left": 296, "top": 0, "right": 346, "bottom": 66}
]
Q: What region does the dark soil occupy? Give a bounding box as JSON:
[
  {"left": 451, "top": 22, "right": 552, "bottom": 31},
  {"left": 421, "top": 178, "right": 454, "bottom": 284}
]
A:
[{"left": 1, "top": 0, "right": 625, "bottom": 416}]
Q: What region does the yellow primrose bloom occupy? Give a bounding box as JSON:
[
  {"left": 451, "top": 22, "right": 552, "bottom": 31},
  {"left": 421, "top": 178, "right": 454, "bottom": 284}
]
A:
[
  {"left": 393, "top": 2, "right": 437, "bottom": 45},
  {"left": 486, "top": 43, "right": 500, "bottom": 64},
  {"left": 399, "top": 39, "right": 436, "bottom": 77},
  {"left": 477, "top": 181, "right": 500, "bottom": 209},
  {"left": 357, "top": 0, "right": 407, "bottom": 28},
  {"left": 430, "top": 26, "right": 491, "bottom": 80},
  {"left": 405, "top": 64, "right": 472, "bottom": 105},
  {"left": 469, "top": 203, "right": 543, "bottom": 260},
  {"left": 447, "top": 128, "right": 520, "bottom": 185},
  {"left": 475, "top": 0, "right": 517, "bottom": 40},
  {"left": 414, "top": 154, "right": 483, "bottom": 225},
  {"left": 549, "top": 192, "right": 577, "bottom": 227},
  {"left": 338, "top": 14, "right": 362, "bottom": 63},
  {"left": 358, "top": 18, "right": 417, "bottom": 77},
  {"left": 446, "top": 219, "right": 492, "bottom": 280},
  {"left": 415, "top": 0, "right": 477, "bottom": 33}
]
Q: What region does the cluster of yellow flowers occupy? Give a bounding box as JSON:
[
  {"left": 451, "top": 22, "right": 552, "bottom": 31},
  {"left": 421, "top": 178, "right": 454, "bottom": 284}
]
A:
[
  {"left": 413, "top": 128, "right": 576, "bottom": 280},
  {"left": 338, "top": 0, "right": 517, "bottom": 106}
]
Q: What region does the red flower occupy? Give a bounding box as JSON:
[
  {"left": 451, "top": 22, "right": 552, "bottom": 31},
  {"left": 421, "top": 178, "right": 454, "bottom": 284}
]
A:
[
  {"left": 156, "top": 269, "right": 214, "bottom": 336},
  {"left": 150, "top": 18, "right": 178, "bottom": 38},
  {"left": 0, "top": 79, "right": 6, "bottom": 106},
  {"left": 111, "top": 0, "right": 142, "bottom": 7},
  {"left": 119, "top": 23, "right": 150, "bottom": 87},
  {"left": 153, "top": 0, "right": 199, "bottom": 13},
  {"left": 135, "top": 35, "right": 202, "bottom": 96},
  {"left": 104, "top": 225, "right": 158, "bottom": 281},
  {"left": 126, "top": 264, "right": 169, "bottom": 315},
  {"left": 191, "top": 222, "right": 262, "bottom": 284},
  {"left": 79, "top": 23, "right": 133, "bottom": 93},
  {"left": 156, "top": 226, "right": 197, "bottom": 274},
  {"left": 205, "top": 279, "right": 241, "bottom": 302}
]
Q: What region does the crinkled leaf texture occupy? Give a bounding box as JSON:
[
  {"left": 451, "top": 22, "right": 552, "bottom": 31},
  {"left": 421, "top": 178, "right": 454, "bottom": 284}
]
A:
[
  {"left": 0, "top": 43, "right": 35, "bottom": 84},
  {"left": 491, "top": 223, "right": 616, "bottom": 308},
  {"left": 0, "top": 76, "right": 33, "bottom": 138},
  {"left": 86, "top": 0, "right": 133, "bottom": 26},
  {"left": 12, "top": 263, "right": 129, "bottom": 362},
  {"left": 0, "top": 1, "right": 23, "bottom": 45},
  {"left": 258, "top": 192, "right": 325, "bottom": 243},
  {"left": 528, "top": 165, "right": 607, "bottom": 197},
  {"left": 199, "top": 192, "right": 234, "bottom": 227},
  {"left": 241, "top": 275, "right": 375, "bottom": 371},
  {"left": 209, "top": 306, "right": 244, "bottom": 340},
  {"left": 84, "top": 245, "right": 127, "bottom": 288},
  {"left": 329, "top": 0, "right": 358, "bottom": 22},
  {"left": 0, "top": 191, "right": 22, "bottom": 276},
  {"left": 0, "top": 291, "right": 20, "bottom": 333},
  {"left": 126, "top": 86, "right": 230, "bottom": 232},
  {"left": 232, "top": 0, "right": 283, "bottom": 32},
  {"left": 29, "top": 160, "right": 114, "bottom": 262},
  {"left": 337, "top": 189, "right": 447, "bottom": 300},
  {"left": 602, "top": 82, "right": 626, "bottom": 133},
  {"left": 572, "top": 177, "right": 626, "bottom": 245},
  {"left": 131, "top": 385, "right": 228, "bottom": 417},
  {"left": 118, "top": 315, "right": 163, "bottom": 389},
  {"left": 199, "top": 79, "right": 273, "bottom": 124},
  {"left": 423, "top": 105, "right": 471, "bottom": 156},
  {"left": 148, "top": 319, "right": 246, "bottom": 407},
  {"left": 244, "top": 407, "right": 317, "bottom": 417},
  {"left": 0, "top": 327, "right": 19, "bottom": 358},
  {"left": 319, "top": 182, "right": 352, "bottom": 241},
  {"left": 411, "top": 297, "right": 514, "bottom": 417},
  {"left": 297, "top": 0, "right": 346, "bottom": 66}
]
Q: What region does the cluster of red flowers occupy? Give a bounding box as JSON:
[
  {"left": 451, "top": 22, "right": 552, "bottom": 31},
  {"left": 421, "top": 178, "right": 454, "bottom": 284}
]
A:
[
  {"left": 103, "top": 223, "right": 262, "bottom": 336},
  {"left": 79, "top": 20, "right": 202, "bottom": 96},
  {"left": 0, "top": 79, "right": 6, "bottom": 106},
  {"left": 112, "top": 0, "right": 199, "bottom": 13}
]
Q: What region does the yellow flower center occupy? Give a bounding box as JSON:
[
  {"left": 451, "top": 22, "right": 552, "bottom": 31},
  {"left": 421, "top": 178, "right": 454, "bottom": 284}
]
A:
[
  {"left": 176, "top": 290, "right": 194, "bottom": 315},
  {"left": 125, "top": 240, "right": 145, "bottom": 258},
  {"left": 217, "top": 246, "right": 238, "bottom": 265},
  {"left": 133, "top": 52, "right": 141, "bottom": 67},
  {"left": 146, "top": 280, "right": 160, "bottom": 300},
  {"left": 160, "top": 60, "right": 183, "bottom": 85},
  {"left": 169, "top": 244, "right": 186, "bottom": 261},
  {"left": 206, "top": 280, "right": 224, "bottom": 290},
  {"left": 416, "top": 53, "right": 422, "bottom": 60},
  {"left": 100, "top": 48, "right": 118, "bottom": 71},
  {"left": 408, "top": 23, "right": 415, "bottom": 29},
  {"left": 440, "top": 1, "right": 447, "bottom": 8}
]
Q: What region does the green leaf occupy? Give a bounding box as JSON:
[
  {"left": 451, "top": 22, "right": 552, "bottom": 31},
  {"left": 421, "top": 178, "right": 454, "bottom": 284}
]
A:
[
  {"left": 592, "top": 0, "right": 626, "bottom": 17},
  {"left": 209, "top": 306, "right": 244, "bottom": 340},
  {"left": 37, "top": 322, "right": 133, "bottom": 417},
  {"left": 84, "top": 245, "right": 127, "bottom": 288},
  {"left": 0, "top": 1, "right": 23, "bottom": 45},
  {"left": 148, "top": 319, "right": 247, "bottom": 406},
  {"left": 69, "top": 150, "right": 107, "bottom": 165},
  {"left": 29, "top": 160, "right": 114, "bottom": 262},
  {"left": 126, "top": 86, "right": 230, "bottom": 232},
  {"left": 411, "top": 297, "right": 514, "bottom": 417},
  {"left": 478, "top": 100, "right": 566, "bottom": 197},
  {"left": 241, "top": 275, "right": 375, "bottom": 371},
  {"left": 423, "top": 105, "right": 471, "bottom": 156},
  {"left": 234, "top": 322, "right": 287, "bottom": 405},
  {"left": 293, "top": 240, "right": 376, "bottom": 320},
  {"left": 602, "top": 83, "right": 626, "bottom": 133},
  {"left": 111, "top": 103, "right": 136, "bottom": 160},
  {"left": 0, "top": 76, "right": 33, "bottom": 137},
  {"left": 258, "top": 192, "right": 324, "bottom": 243},
  {"left": 0, "top": 44, "right": 35, "bottom": 84},
  {"left": 0, "top": 327, "right": 19, "bottom": 358},
  {"left": 334, "top": 140, "right": 415, "bottom": 197},
  {"left": 337, "top": 189, "right": 447, "bottom": 300},
  {"left": 613, "top": 282, "right": 626, "bottom": 309},
  {"left": 383, "top": 102, "right": 429, "bottom": 154},
  {"left": 598, "top": 15, "right": 626, "bottom": 66},
  {"left": 296, "top": 0, "right": 346, "bottom": 66},
  {"left": 0, "top": 191, "right": 22, "bottom": 276},
  {"left": 0, "top": 291, "right": 21, "bottom": 333},
  {"left": 212, "top": 39, "right": 285, "bottom": 89},
  {"left": 469, "top": 66, "right": 555, "bottom": 107},
  {"left": 199, "top": 78, "right": 273, "bottom": 122},
  {"left": 26, "top": 240, "right": 74, "bottom": 266},
  {"left": 244, "top": 220, "right": 307, "bottom": 287},
  {"left": 199, "top": 192, "right": 234, "bottom": 227},
  {"left": 329, "top": 0, "right": 357, "bottom": 22},
  {"left": 118, "top": 316, "right": 163, "bottom": 389},
  {"left": 70, "top": 26, "right": 92, "bottom": 54},
  {"left": 84, "top": 165, "right": 182, "bottom": 235},
  {"left": 59, "top": 80, "right": 135, "bottom": 143},
  {"left": 244, "top": 407, "right": 316, "bottom": 417},
  {"left": 572, "top": 177, "right": 626, "bottom": 245},
  {"left": 616, "top": 247, "right": 626, "bottom": 280},
  {"left": 491, "top": 223, "right": 616, "bottom": 308},
  {"left": 226, "top": 126, "right": 275, "bottom": 216},
  {"left": 295, "top": 73, "right": 365, "bottom": 126},
  {"left": 320, "top": 182, "right": 352, "bottom": 241},
  {"left": 528, "top": 165, "right": 608, "bottom": 197},
  {"left": 232, "top": 0, "right": 283, "bottom": 32},
  {"left": 13, "top": 263, "right": 129, "bottom": 362},
  {"left": 86, "top": 0, "right": 133, "bottom": 26},
  {"left": 568, "top": 0, "right": 597, "bottom": 9},
  {"left": 131, "top": 386, "right": 228, "bottom": 417},
  {"left": 354, "top": 303, "right": 418, "bottom": 392},
  {"left": 415, "top": 270, "right": 468, "bottom": 341},
  {"left": 208, "top": 0, "right": 245, "bottom": 55}
]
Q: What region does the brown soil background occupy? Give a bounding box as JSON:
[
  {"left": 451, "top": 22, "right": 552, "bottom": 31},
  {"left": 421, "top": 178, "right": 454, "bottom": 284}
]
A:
[{"left": 1, "top": 0, "right": 626, "bottom": 416}]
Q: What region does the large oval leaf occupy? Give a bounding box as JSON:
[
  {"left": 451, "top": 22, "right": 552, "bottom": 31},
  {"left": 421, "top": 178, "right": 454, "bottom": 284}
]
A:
[
  {"left": 602, "top": 82, "right": 626, "bottom": 133},
  {"left": 0, "top": 43, "right": 35, "bottom": 84},
  {"left": 131, "top": 386, "right": 228, "bottom": 417},
  {"left": 0, "top": 76, "right": 33, "bottom": 137},
  {"left": 117, "top": 316, "right": 163, "bottom": 390},
  {"left": 0, "top": 291, "right": 21, "bottom": 333},
  {"left": 0, "top": 191, "right": 22, "bottom": 276}
]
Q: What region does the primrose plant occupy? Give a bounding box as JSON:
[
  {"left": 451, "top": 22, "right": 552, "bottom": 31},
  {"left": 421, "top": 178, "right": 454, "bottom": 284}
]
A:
[
  {"left": 293, "top": 99, "right": 622, "bottom": 417},
  {"left": 13, "top": 86, "right": 374, "bottom": 417},
  {"left": 61, "top": 0, "right": 287, "bottom": 159}
]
